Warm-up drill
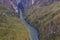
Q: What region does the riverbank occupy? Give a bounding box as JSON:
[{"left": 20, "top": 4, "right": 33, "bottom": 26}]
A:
[{"left": 19, "top": 10, "right": 39, "bottom": 40}]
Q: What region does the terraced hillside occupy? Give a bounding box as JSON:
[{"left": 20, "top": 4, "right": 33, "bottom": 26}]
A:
[
  {"left": 0, "top": 3, "right": 30, "bottom": 40},
  {"left": 24, "top": 1, "right": 60, "bottom": 40}
]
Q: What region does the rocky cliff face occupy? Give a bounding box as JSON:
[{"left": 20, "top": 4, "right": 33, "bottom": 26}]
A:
[
  {"left": 0, "top": 0, "right": 40, "bottom": 12},
  {"left": 0, "top": 0, "right": 18, "bottom": 12},
  {"left": 18, "top": 0, "right": 60, "bottom": 9}
]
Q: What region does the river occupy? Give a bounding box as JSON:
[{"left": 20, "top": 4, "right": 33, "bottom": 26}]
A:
[
  {"left": 16, "top": 0, "right": 39, "bottom": 40},
  {"left": 19, "top": 10, "right": 39, "bottom": 40}
]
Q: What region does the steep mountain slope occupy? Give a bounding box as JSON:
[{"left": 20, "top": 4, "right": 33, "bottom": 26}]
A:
[
  {"left": 24, "top": 1, "right": 60, "bottom": 40},
  {"left": 0, "top": 4, "right": 30, "bottom": 40},
  {"left": 1, "top": 0, "right": 60, "bottom": 10},
  {"left": 19, "top": 0, "right": 60, "bottom": 9}
]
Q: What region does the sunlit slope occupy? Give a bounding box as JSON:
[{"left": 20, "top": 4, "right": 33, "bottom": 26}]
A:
[
  {"left": 24, "top": 2, "right": 60, "bottom": 40},
  {"left": 0, "top": 4, "right": 30, "bottom": 40}
]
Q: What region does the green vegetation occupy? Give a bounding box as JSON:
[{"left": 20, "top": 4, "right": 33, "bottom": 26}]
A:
[
  {"left": 24, "top": 1, "right": 60, "bottom": 40},
  {"left": 0, "top": 4, "right": 30, "bottom": 40}
]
